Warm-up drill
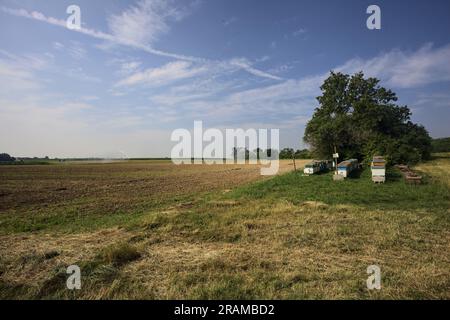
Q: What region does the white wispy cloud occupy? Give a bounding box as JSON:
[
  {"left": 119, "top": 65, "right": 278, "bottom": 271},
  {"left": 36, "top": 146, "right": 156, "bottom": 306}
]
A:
[
  {"left": 0, "top": 97, "right": 173, "bottom": 158},
  {"left": 169, "top": 44, "right": 450, "bottom": 128},
  {"left": 0, "top": 50, "right": 49, "bottom": 96},
  {"left": 0, "top": 5, "right": 196, "bottom": 61},
  {"left": 53, "top": 42, "right": 64, "bottom": 50},
  {"left": 1, "top": 5, "right": 281, "bottom": 80},
  {"left": 111, "top": 43, "right": 450, "bottom": 131},
  {"left": 150, "top": 92, "right": 210, "bottom": 106},
  {"left": 116, "top": 61, "right": 208, "bottom": 87},
  {"left": 81, "top": 95, "right": 100, "bottom": 101},
  {"left": 230, "top": 58, "right": 283, "bottom": 81},
  {"left": 337, "top": 43, "right": 450, "bottom": 88},
  {"left": 147, "top": 75, "right": 247, "bottom": 107},
  {"left": 227, "top": 75, "right": 323, "bottom": 106},
  {"left": 0, "top": 49, "right": 48, "bottom": 70},
  {"left": 0, "top": 60, "right": 39, "bottom": 93},
  {"left": 68, "top": 41, "right": 87, "bottom": 60},
  {"left": 415, "top": 93, "right": 450, "bottom": 108},
  {"left": 222, "top": 16, "right": 237, "bottom": 26},
  {"left": 267, "top": 63, "right": 294, "bottom": 75},
  {"left": 0, "top": 6, "right": 115, "bottom": 41},
  {"left": 108, "top": 0, "right": 192, "bottom": 46},
  {"left": 106, "top": 58, "right": 143, "bottom": 76},
  {"left": 120, "top": 61, "right": 142, "bottom": 74},
  {"left": 54, "top": 41, "right": 90, "bottom": 60},
  {"left": 67, "top": 67, "right": 101, "bottom": 83},
  {"left": 226, "top": 43, "right": 450, "bottom": 113},
  {"left": 292, "top": 28, "right": 307, "bottom": 37},
  {"left": 115, "top": 56, "right": 280, "bottom": 89}
]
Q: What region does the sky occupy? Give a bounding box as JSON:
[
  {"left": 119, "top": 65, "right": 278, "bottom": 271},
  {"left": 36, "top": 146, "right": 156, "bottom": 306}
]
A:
[{"left": 0, "top": 0, "right": 449, "bottom": 158}]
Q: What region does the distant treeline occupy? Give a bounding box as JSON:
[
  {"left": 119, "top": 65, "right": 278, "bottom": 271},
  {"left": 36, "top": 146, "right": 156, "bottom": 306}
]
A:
[
  {"left": 0, "top": 153, "right": 15, "bottom": 162},
  {"left": 0, "top": 153, "right": 173, "bottom": 163},
  {"left": 129, "top": 158, "right": 171, "bottom": 160},
  {"left": 0, "top": 150, "right": 314, "bottom": 163},
  {"left": 230, "top": 148, "right": 311, "bottom": 160},
  {"left": 0, "top": 154, "right": 53, "bottom": 165},
  {"left": 431, "top": 137, "right": 450, "bottom": 153},
  {"left": 3, "top": 137, "right": 447, "bottom": 165},
  {"left": 279, "top": 148, "right": 312, "bottom": 159}
]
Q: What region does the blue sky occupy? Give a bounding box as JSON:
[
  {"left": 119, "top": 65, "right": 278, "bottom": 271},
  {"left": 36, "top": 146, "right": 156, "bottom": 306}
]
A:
[{"left": 1, "top": 0, "right": 449, "bottom": 157}]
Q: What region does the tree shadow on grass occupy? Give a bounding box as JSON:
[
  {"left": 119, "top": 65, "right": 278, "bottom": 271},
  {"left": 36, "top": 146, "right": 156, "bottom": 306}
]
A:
[
  {"left": 429, "top": 153, "right": 450, "bottom": 160},
  {"left": 386, "top": 168, "right": 402, "bottom": 182},
  {"left": 314, "top": 169, "right": 333, "bottom": 176},
  {"left": 347, "top": 168, "right": 363, "bottom": 179}
]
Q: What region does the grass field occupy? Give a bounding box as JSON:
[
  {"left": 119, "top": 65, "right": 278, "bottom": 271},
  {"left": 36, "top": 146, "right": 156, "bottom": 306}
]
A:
[{"left": 0, "top": 156, "right": 449, "bottom": 299}]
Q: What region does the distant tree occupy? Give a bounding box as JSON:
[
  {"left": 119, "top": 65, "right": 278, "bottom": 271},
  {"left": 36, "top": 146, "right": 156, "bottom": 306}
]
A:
[
  {"left": 304, "top": 72, "right": 432, "bottom": 164},
  {"left": 232, "top": 147, "right": 238, "bottom": 161},
  {"left": 431, "top": 137, "right": 450, "bottom": 153},
  {"left": 295, "top": 149, "right": 312, "bottom": 159},
  {"left": 232, "top": 147, "right": 250, "bottom": 161},
  {"left": 279, "top": 148, "right": 295, "bottom": 159},
  {"left": 279, "top": 148, "right": 312, "bottom": 159},
  {"left": 244, "top": 148, "right": 251, "bottom": 160},
  {"left": 254, "top": 148, "right": 263, "bottom": 160},
  {"left": 265, "top": 149, "right": 279, "bottom": 159},
  {"left": 0, "top": 153, "right": 15, "bottom": 162}
]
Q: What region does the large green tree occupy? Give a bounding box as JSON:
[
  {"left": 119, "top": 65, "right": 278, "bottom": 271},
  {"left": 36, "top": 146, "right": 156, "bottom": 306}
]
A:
[{"left": 304, "top": 72, "right": 432, "bottom": 164}]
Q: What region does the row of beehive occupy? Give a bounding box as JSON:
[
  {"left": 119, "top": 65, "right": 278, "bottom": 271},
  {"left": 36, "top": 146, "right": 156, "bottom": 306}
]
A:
[
  {"left": 303, "top": 157, "right": 385, "bottom": 183},
  {"left": 303, "top": 159, "right": 358, "bottom": 176}
]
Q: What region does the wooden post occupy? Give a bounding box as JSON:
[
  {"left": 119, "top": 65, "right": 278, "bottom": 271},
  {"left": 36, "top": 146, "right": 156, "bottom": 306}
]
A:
[
  {"left": 292, "top": 153, "right": 297, "bottom": 172},
  {"left": 333, "top": 145, "right": 338, "bottom": 175}
]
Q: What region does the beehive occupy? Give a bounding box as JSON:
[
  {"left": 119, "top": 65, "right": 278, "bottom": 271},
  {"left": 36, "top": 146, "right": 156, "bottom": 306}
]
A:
[
  {"left": 303, "top": 160, "right": 333, "bottom": 175},
  {"left": 337, "top": 159, "right": 358, "bottom": 178},
  {"left": 371, "top": 156, "right": 386, "bottom": 183}
]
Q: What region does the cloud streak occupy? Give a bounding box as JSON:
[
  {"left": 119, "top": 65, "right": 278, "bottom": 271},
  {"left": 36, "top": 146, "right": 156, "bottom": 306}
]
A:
[
  {"left": 230, "top": 58, "right": 283, "bottom": 81},
  {"left": 108, "top": 0, "right": 191, "bottom": 46},
  {"left": 337, "top": 43, "right": 450, "bottom": 88},
  {"left": 1, "top": 5, "right": 281, "bottom": 80},
  {"left": 116, "top": 61, "right": 208, "bottom": 87}
]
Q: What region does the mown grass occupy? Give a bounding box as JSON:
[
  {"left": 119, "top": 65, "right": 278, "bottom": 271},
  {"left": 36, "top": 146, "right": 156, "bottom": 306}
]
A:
[
  {"left": 0, "top": 241, "right": 145, "bottom": 299},
  {"left": 0, "top": 193, "right": 196, "bottom": 234},
  {"left": 0, "top": 157, "right": 449, "bottom": 299}
]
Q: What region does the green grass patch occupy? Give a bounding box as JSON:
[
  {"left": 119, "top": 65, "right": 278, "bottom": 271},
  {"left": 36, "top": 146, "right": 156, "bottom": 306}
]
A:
[{"left": 227, "top": 168, "right": 449, "bottom": 212}]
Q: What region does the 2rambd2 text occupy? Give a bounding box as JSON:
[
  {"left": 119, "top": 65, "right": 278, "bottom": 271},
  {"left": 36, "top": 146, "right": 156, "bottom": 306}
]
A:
[{"left": 174, "top": 304, "right": 275, "bottom": 317}]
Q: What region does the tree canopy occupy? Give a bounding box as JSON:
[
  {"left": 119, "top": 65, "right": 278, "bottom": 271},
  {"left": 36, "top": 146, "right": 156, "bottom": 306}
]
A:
[
  {"left": 279, "top": 148, "right": 311, "bottom": 159},
  {"left": 431, "top": 137, "right": 450, "bottom": 153},
  {"left": 304, "top": 72, "right": 432, "bottom": 165},
  {"left": 0, "top": 153, "right": 15, "bottom": 162}
]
